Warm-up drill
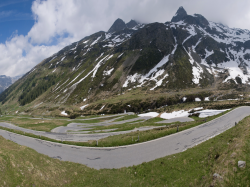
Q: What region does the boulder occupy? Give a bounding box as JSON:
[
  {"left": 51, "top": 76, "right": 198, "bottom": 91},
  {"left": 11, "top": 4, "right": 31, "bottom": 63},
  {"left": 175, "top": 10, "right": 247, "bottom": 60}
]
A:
[
  {"left": 238, "top": 161, "right": 246, "bottom": 168},
  {"left": 213, "top": 173, "right": 223, "bottom": 180}
]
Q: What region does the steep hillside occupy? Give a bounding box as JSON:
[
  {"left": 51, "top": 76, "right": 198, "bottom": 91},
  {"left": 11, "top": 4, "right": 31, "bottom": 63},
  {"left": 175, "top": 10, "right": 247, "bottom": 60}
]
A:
[{"left": 1, "top": 7, "right": 250, "bottom": 115}]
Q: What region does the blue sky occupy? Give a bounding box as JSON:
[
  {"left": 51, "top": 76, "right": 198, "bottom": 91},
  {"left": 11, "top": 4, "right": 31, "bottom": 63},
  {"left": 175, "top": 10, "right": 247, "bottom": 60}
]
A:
[
  {"left": 0, "top": 0, "right": 250, "bottom": 77},
  {"left": 0, "top": 0, "right": 34, "bottom": 43}
]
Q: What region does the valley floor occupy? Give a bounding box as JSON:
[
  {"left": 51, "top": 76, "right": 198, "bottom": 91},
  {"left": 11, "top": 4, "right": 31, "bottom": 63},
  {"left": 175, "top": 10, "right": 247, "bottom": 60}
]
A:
[{"left": 0, "top": 106, "right": 250, "bottom": 186}]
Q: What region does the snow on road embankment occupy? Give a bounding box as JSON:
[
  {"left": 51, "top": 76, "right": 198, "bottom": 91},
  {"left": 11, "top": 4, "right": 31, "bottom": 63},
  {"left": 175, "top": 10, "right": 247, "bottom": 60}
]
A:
[{"left": 138, "top": 112, "right": 159, "bottom": 118}]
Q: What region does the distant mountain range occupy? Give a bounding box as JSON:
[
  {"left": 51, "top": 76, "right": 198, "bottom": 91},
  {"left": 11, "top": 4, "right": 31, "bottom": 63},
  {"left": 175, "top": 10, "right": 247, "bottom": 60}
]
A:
[
  {"left": 0, "top": 75, "right": 22, "bottom": 93},
  {"left": 1, "top": 6, "right": 250, "bottom": 114}
]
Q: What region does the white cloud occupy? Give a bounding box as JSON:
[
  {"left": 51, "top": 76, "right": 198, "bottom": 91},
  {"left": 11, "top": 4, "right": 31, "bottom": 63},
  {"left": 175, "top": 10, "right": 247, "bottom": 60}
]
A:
[{"left": 0, "top": 0, "right": 250, "bottom": 76}]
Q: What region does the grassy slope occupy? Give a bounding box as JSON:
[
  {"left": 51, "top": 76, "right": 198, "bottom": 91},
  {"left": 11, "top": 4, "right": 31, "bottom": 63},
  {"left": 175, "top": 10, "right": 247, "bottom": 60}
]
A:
[
  {"left": 0, "top": 116, "right": 70, "bottom": 132},
  {"left": 0, "top": 113, "right": 250, "bottom": 186}
]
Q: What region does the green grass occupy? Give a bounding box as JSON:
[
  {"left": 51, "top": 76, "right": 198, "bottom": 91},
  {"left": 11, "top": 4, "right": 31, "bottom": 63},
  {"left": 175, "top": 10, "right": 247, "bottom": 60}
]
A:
[
  {"left": 145, "top": 117, "right": 165, "bottom": 123},
  {"left": 0, "top": 116, "right": 71, "bottom": 132},
  {"left": 0, "top": 109, "right": 250, "bottom": 186}
]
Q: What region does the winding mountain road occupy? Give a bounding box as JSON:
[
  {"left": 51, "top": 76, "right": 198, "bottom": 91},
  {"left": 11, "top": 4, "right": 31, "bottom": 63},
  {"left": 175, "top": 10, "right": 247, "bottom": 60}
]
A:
[
  {"left": 0, "top": 116, "right": 152, "bottom": 142},
  {"left": 0, "top": 106, "right": 249, "bottom": 169}
]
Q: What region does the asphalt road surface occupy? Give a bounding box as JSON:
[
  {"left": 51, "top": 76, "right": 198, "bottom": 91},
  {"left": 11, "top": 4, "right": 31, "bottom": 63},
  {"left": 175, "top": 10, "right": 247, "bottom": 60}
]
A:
[
  {"left": 51, "top": 116, "right": 151, "bottom": 133},
  {"left": 0, "top": 106, "right": 249, "bottom": 169}
]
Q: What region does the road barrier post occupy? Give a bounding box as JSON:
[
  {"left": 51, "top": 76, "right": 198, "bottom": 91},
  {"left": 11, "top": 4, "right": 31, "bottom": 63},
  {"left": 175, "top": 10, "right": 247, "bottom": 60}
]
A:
[
  {"left": 235, "top": 122, "right": 237, "bottom": 126},
  {"left": 97, "top": 140, "right": 98, "bottom": 146},
  {"left": 177, "top": 126, "right": 179, "bottom": 132},
  {"left": 138, "top": 135, "right": 139, "bottom": 142}
]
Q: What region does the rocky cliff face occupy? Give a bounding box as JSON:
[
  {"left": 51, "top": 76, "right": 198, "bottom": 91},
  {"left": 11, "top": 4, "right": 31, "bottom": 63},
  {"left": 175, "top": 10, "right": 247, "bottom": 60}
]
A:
[{"left": 1, "top": 7, "right": 250, "bottom": 111}]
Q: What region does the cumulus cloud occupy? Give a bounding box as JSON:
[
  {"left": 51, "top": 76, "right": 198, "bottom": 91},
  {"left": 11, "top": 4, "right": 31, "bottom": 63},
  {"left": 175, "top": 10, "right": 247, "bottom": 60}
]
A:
[{"left": 0, "top": 0, "right": 250, "bottom": 76}]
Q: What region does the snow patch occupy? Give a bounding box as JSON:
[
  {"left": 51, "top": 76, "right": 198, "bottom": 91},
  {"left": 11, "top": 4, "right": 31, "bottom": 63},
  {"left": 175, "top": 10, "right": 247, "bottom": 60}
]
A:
[
  {"left": 83, "top": 40, "right": 89, "bottom": 44},
  {"left": 117, "top": 52, "right": 124, "bottom": 58},
  {"left": 161, "top": 110, "right": 189, "bottom": 119},
  {"left": 80, "top": 104, "right": 89, "bottom": 110},
  {"left": 138, "top": 112, "right": 159, "bottom": 118},
  {"left": 49, "top": 56, "right": 57, "bottom": 62},
  {"left": 96, "top": 53, "right": 104, "bottom": 61},
  {"left": 100, "top": 105, "right": 105, "bottom": 110},
  {"left": 91, "top": 35, "right": 102, "bottom": 46},
  {"left": 103, "top": 68, "right": 114, "bottom": 76},
  {"left": 150, "top": 73, "right": 169, "bottom": 90},
  {"left": 192, "top": 65, "right": 203, "bottom": 84},
  {"left": 61, "top": 111, "right": 68, "bottom": 116},
  {"left": 195, "top": 98, "right": 201, "bottom": 102}
]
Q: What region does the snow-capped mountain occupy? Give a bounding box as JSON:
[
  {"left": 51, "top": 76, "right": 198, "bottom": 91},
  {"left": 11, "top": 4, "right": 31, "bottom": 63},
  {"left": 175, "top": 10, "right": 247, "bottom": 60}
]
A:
[
  {"left": 0, "top": 75, "right": 23, "bottom": 93},
  {"left": 1, "top": 7, "right": 250, "bottom": 111},
  {"left": 0, "top": 75, "right": 12, "bottom": 93}
]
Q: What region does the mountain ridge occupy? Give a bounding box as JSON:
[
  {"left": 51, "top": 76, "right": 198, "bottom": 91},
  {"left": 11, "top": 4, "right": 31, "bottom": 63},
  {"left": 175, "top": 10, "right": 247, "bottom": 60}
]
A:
[{"left": 1, "top": 6, "right": 250, "bottom": 115}]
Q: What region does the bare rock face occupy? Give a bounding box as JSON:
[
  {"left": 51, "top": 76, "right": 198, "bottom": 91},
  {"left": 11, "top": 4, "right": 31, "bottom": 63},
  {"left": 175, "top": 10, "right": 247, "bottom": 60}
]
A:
[
  {"left": 171, "top": 6, "right": 188, "bottom": 22},
  {"left": 238, "top": 161, "right": 246, "bottom": 168},
  {"left": 108, "top": 18, "right": 126, "bottom": 33},
  {"left": 126, "top": 20, "right": 138, "bottom": 29}
]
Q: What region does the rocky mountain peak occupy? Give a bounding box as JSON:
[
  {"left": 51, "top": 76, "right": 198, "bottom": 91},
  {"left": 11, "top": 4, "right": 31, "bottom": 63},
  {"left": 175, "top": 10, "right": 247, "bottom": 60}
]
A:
[
  {"left": 126, "top": 19, "right": 138, "bottom": 29},
  {"left": 108, "top": 18, "right": 126, "bottom": 33},
  {"left": 193, "top": 14, "right": 209, "bottom": 26},
  {"left": 171, "top": 6, "right": 188, "bottom": 22},
  {"left": 0, "top": 75, "right": 8, "bottom": 79},
  {"left": 0, "top": 75, "right": 12, "bottom": 93}
]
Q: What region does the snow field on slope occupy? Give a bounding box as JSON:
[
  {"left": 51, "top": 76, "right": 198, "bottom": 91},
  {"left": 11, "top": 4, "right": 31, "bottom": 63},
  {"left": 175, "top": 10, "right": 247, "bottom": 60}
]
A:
[
  {"left": 150, "top": 73, "right": 169, "bottom": 90},
  {"left": 192, "top": 65, "right": 203, "bottom": 84},
  {"left": 90, "top": 35, "right": 102, "bottom": 46},
  {"left": 184, "top": 48, "right": 204, "bottom": 84},
  {"left": 80, "top": 104, "right": 89, "bottom": 110},
  {"left": 160, "top": 108, "right": 228, "bottom": 119},
  {"left": 123, "top": 52, "right": 171, "bottom": 88},
  {"left": 208, "top": 21, "right": 250, "bottom": 43},
  {"left": 72, "top": 54, "right": 110, "bottom": 87},
  {"left": 218, "top": 58, "right": 250, "bottom": 84},
  {"left": 67, "top": 71, "right": 85, "bottom": 86}
]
